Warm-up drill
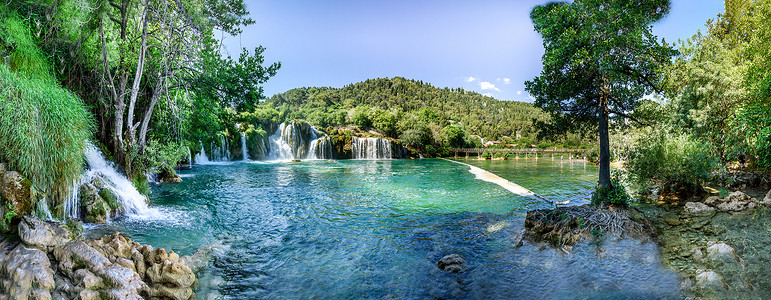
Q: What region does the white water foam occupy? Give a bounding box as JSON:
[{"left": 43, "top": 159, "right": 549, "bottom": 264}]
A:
[{"left": 352, "top": 137, "right": 392, "bottom": 160}]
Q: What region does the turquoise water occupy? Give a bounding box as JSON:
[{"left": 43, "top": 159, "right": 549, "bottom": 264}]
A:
[{"left": 86, "top": 159, "right": 680, "bottom": 299}]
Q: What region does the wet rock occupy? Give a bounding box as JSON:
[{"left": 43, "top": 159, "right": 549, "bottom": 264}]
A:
[
  {"left": 704, "top": 196, "right": 722, "bottom": 206},
  {"left": 706, "top": 241, "right": 737, "bottom": 263},
  {"left": 664, "top": 217, "right": 682, "bottom": 226},
  {"left": 691, "top": 248, "right": 705, "bottom": 262},
  {"left": 437, "top": 254, "right": 465, "bottom": 272},
  {"left": 80, "top": 183, "right": 110, "bottom": 224},
  {"left": 709, "top": 191, "right": 757, "bottom": 212},
  {"left": 18, "top": 216, "right": 74, "bottom": 252},
  {"left": 0, "top": 244, "right": 55, "bottom": 299},
  {"left": 684, "top": 202, "right": 716, "bottom": 216},
  {"left": 53, "top": 241, "right": 111, "bottom": 278},
  {"left": 74, "top": 269, "right": 104, "bottom": 290},
  {"left": 695, "top": 269, "right": 726, "bottom": 290}
]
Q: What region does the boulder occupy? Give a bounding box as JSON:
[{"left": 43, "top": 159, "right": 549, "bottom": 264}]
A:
[
  {"left": 684, "top": 202, "right": 716, "bottom": 216},
  {"left": 709, "top": 191, "right": 757, "bottom": 212},
  {"left": 18, "top": 216, "right": 74, "bottom": 252},
  {"left": 437, "top": 254, "right": 465, "bottom": 273},
  {"left": 706, "top": 241, "right": 737, "bottom": 263},
  {"left": 146, "top": 260, "right": 195, "bottom": 287},
  {"left": 704, "top": 196, "right": 722, "bottom": 207},
  {"left": 53, "top": 241, "right": 111, "bottom": 278},
  {"left": 1, "top": 170, "right": 35, "bottom": 217},
  {"left": 760, "top": 189, "right": 771, "bottom": 206},
  {"left": 80, "top": 183, "right": 110, "bottom": 223},
  {"left": 0, "top": 244, "right": 56, "bottom": 299},
  {"left": 695, "top": 269, "right": 726, "bottom": 290}
]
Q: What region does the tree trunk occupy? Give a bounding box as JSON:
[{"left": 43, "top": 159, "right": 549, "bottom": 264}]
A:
[
  {"left": 598, "top": 93, "right": 611, "bottom": 188},
  {"left": 127, "top": 0, "right": 150, "bottom": 145},
  {"left": 139, "top": 75, "right": 164, "bottom": 149}
]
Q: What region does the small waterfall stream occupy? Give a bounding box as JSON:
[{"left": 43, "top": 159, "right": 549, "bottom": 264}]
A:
[
  {"left": 194, "top": 141, "right": 210, "bottom": 164},
  {"left": 352, "top": 137, "right": 392, "bottom": 159},
  {"left": 308, "top": 136, "right": 333, "bottom": 160},
  {"left": 241, "top": 133, "right": 249, "bottom": 161},
  {"left": 74, "top": 144, "right": 160, "bottom": 219}
]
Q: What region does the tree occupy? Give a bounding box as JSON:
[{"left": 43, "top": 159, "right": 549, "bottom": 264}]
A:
[{"left": 525, "top": 0, "right": 675, "bottom": 188}]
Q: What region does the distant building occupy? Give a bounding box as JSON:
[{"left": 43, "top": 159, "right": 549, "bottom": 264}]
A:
[{"left": 484, "top": 141, "right": 503, "bottom": 147}]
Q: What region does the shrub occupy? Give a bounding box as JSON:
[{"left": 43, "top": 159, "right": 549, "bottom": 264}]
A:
[
  {"left": 481, "top": 150, "right": 492, "bottom": 159},
  {"left": 590, "top": 176, "right": 631, "bottom": 207},
  {"left": 625, "top": 129, "right": 717, "bottom": 191}
]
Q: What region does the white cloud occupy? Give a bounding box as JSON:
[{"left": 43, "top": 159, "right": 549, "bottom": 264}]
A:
[
  {"left": 479, "top": 81, "right": 500, "bottom": 92},
  {"left": 465, "top": 76, "right": 477, "bottom": 82},
  {"left": 516, "top": 90, "right": 522, "bottom": 95},
  {"left": 503, "top": 78, "right": 511, "bottom": 85}
]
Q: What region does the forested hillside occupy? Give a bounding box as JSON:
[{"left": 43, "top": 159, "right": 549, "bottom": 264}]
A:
[{"left": 267, "top": 77, "right": 552, "bottom": 143}]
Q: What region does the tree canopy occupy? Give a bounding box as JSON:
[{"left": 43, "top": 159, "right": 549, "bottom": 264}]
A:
[{"left": 526, "top": 0, "right": 675, "bottom": 191}]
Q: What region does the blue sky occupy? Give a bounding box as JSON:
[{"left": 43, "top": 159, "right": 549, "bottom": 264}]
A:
[{"left": 223, "top": 1, "right": 725, "bottom": 102}]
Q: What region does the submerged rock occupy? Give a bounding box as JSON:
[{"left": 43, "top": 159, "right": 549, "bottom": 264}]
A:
[
  {"left": 706, "top": 241, "right": 737, "bottom": 263},
  {"left": 437, "top": 254, "right": 465, "bottom": 273},
  {"left": 684, "top": 202, "right": 716, "bottom": 216},
  {"left": 695, "top": 269, "right": 726, "bottom": 290}
]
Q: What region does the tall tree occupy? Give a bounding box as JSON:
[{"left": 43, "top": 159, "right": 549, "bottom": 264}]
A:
[{"left": 525, "top": 0, "right": 675, "bottom": 189}]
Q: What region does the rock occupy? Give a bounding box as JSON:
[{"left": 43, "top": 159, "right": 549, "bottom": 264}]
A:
[
  {"left": 683, "top": 202, "right": 716, "bottom": 216},
  {"left": 664, "top": 217, "right": 682, "bottom": 226},
  {"left": 147, "top": 283, "right": 194, "bottom": 300},
  {"left": 704, "top": 196, "right": 722, "bottom": 206},
  {"left": 760, "top": 189, "right": 771, "bottom": 206},
  {"left": 706, "top": 241, "right": 737, "bottom": 263},
  {"left": 98, "top": 264, "right": 146, "bottom": 294},
  {"left": 695, "top": 269, "right": 726, "bottom": 290},
  {"left": 99, "top": 188, "right": 120, "bottom": 211},
  {"left": 18, "top": 216, "right": 74, "bottom": 252},
  {"left": 0, "top": 244, "right": 56, "bottom": 299},
  {"left": 146, "top": 260, "right": 196, "bottom": 287},
  {"left": 709, "top": 191, "right": 757, "bottom": 212},
  {"left": 437, "top": 254, "right": 465, "bottom": 272},
  {"left": 1, "top": 171, "right": 35, "bottom": 217},
  {"left": 691, "top": 248, "right": 705, "bottom": 262},
  {"left": 53, "top": 241, "right": 111, "bottom": 278},
  {"left": 74, "top": 269, "right": 104, "bottom": 290},
  {"left": 80, "top": 183, "right": 110, "bottom": 224}
]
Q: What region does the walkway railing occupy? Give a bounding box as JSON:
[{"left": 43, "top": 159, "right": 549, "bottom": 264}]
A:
[{"left": 450, "top": 148, "right": 590, "bottom": 155}]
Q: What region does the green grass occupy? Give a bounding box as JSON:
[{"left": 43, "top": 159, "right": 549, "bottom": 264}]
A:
[{"left": 0, "top": 63, "right": 93, "bottom": 219}]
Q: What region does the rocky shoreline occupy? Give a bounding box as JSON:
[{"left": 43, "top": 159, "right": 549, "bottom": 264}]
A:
[{"left": 0, "top": 217, "right": 198, "bottom": 300}]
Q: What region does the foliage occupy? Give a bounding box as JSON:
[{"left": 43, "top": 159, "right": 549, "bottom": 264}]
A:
[
  {"left": 625, "top": 129, "right": 717, "bottom": 191},
  {"left": 590, "top": 176, "right": 631, "bottom": 207},
  {"left": 481, "top": 150, "right": 492, "bottom": 159},
  {"left": 526, "top": 0, "right": 675, "bottom": 187}
]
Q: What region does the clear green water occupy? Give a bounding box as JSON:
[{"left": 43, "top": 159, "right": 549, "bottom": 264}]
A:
[{"left": 85, "top": 159, "right": 680, "bottom": 299}]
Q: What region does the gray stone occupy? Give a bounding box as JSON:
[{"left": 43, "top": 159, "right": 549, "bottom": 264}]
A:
[
  {"left": 695, "top": 269, "right": 726, "bottom": 290},
  {"left": 437, "top": 254, "right": 465, "bottom": 273},
  {"left": 0, "top": 244, "right": 55, "bottom": 300},
  {"left": 1, "top": 171, "right": 35, "bottom": 217},
  {"left": 18, "top": 217, "right": 73, "bottom": 253},
  {"left": 704, "top": 196, "right": 722, "bottom": 206},
  {"left": 684, "top": 202, "right": 716, "bottom": 216},
  {"left": 53, "top": 241, "right": 111, "bottom": 278},
  {"left": 79, "top": 183, "right": 110, "bottom": 224},
  {"left": 711, "top": 191, "right": 757, "bottom": 212},
  {"left": 760, "top": 189, "right": 771, "bottom": 206}
]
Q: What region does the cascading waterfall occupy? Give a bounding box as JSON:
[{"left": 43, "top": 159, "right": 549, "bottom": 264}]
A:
[
  {"left": 209, "top": 135, "right": 230, "bottom": 161},
  {"left": 81, "top": 143, "right": 160, "bottom": 218},
  {"left": 241, "top": 133, "right": 249, "bottom": 161},
  {"left": 352, "top": 137, "right": 392, "bottom": 159},
  {"left": 194, "top": 141, "right": 210, "bottom": 164},
  {"left": 308, "top": 136, "right": 333, "bottom": 160}
]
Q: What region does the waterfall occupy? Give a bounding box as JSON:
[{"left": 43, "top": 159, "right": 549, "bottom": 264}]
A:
[
  {"left": 35, "top": 197, "right": 53, "bottom": 221},
  {"left": 352, "top": 137, "right": 392, "bottom": 159},
  {"left": 267, "top": 122, "right": 328, "bottom": 160},
  {"left": 308, "top": 136, "right": 333, "bottom": 160},
  {"left": 64, "top": 181, "right": 80, "bottom": 219},
  {"left": 241, "top": 133, "right": 249, "bottom": 161},
  {"left": 194, "top": 141, "right": 210, "bottom": 164},
  {"left": 208, "top": 135, "right": 230, "bottom": 161},
  {"left": 82, "top": 143, "right": 160, "bottom": 219}
]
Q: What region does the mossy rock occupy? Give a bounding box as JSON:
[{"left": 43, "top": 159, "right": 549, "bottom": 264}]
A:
[
  {"left": 98, "top": 188, "right": 120, "bottom": 211},
  {"left": 80, "top": 183, "right": 110, "bottom": 224}
]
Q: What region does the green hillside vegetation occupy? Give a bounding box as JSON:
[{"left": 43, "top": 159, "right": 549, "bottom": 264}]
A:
[{"left": 246, "top": 77, "right": 590, "bottom": 155}]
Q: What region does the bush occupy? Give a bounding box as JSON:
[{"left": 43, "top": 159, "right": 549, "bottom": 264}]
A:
[
  {"left": 481, "top": 150, "right": 492, "bottom": 159},
  {"left": 590, "top": 176, "right": 631, "bottom": 207},
  {"left": 625, "top": 129, "right": 717, "bottom": 191}
]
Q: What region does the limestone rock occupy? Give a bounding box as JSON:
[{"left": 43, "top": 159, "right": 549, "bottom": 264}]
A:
[
  {"left": 146, "top": 260, "right": 196, "bottom": 287},
  {"left": 53, "top": 241, "right": 111, "bottom": 278},
  {"left": 437, "top": 254, "right": 465, "bottom": 273},
  {"left": 760, "top": 189, "right": 771, "bottom": 206},
  {"left": 1, "top": 171, "right": 35, "bottom": 217},
  {"left": 80, "top": 183, "right": 110, "bottom": 224},
  {"left": 710, "top": 191, "right": 757, "bottom": 212},
  {"left": 0, "top": 244, "right": 55, "bottom": 300},
  {"left": 706, "top": 241, "right": 737, "bottom": 263},
  {"left": 147, "top": 283, "right": 194, "bottom": 300},
  {"left": 74, "top": 269, "right": 104, "bottom": 290},
  {"left": 18, "top": 216, "right": 74, "bottom": 252},
  {"left": 683, "top": 202, "right": 716, "bottom": 216},
  {"left": 695, "top": 269, "right": 726, "bottom": 290},
  {"left": 704, "top": 196, "right": 722, "bottom": 206}
]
